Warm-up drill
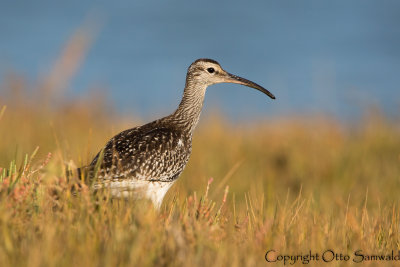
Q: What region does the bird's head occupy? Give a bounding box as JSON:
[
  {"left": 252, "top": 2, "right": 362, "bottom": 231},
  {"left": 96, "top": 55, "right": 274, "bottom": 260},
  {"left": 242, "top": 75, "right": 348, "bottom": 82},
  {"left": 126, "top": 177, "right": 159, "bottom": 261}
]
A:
[{"left": 187, "top": 58, "right": 275, "bottom": 99}]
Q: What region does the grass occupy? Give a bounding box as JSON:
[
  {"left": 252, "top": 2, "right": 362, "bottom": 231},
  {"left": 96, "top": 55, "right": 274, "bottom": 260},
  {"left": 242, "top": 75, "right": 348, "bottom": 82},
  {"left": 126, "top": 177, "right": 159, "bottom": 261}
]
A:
[
  {"left": 1, "top": 28, "right": 400, "bottom": 266},
  {"left": 0, "top": 91, "right": 399, "bottom": 266}
]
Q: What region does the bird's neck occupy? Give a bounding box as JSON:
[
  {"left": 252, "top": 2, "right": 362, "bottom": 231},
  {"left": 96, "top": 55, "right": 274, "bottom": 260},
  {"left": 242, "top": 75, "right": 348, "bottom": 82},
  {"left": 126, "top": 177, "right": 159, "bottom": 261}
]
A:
[{"left": 172, "top": 79, "right": 207, "bottom": 134}]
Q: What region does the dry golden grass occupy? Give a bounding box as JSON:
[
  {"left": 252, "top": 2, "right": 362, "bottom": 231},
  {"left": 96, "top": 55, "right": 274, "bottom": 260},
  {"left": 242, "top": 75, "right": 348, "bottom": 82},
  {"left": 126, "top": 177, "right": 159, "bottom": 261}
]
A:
[
  {"left": 1, "top": 86, "right": 399, "bottom": 266},
  {"left": 1, "top": 27, "right": 399, "bottom": 266}
]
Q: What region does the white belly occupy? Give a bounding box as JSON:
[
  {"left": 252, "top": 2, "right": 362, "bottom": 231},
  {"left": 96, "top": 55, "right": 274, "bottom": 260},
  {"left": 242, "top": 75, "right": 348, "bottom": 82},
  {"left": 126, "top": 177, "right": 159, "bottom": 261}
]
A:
[{"left": 94, "top": 179, "right": 175, "bottom": 209}]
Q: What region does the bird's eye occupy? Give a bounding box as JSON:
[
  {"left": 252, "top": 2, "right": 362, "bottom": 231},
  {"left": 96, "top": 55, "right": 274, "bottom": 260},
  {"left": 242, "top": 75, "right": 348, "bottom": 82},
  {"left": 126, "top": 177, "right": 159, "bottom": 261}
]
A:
[{"left": 207, "top": 67, "right": 215, "bottom": 74}]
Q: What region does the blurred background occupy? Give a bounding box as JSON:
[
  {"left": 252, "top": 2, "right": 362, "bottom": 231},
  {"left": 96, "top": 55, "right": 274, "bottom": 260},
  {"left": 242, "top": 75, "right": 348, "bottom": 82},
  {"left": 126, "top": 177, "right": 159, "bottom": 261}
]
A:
[
  {"left": 1, "top": 3, "right": 400, "bottom": 263},
  {"left": 1, "top": 0, "right": 399, "bottom": 122}
]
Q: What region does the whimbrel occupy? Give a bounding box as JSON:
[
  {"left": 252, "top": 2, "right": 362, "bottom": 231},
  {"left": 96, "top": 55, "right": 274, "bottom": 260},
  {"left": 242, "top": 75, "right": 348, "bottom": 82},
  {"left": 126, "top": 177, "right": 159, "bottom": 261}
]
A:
[{"left": 77, "top": 59, "right": 275, "bottom": 209}]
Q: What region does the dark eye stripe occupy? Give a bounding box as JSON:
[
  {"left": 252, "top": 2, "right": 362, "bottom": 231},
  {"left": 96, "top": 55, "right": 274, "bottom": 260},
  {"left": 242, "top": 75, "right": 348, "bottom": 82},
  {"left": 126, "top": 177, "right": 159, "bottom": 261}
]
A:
[{"left": 207, "top": 67, "right": 215, "bottom": 73}]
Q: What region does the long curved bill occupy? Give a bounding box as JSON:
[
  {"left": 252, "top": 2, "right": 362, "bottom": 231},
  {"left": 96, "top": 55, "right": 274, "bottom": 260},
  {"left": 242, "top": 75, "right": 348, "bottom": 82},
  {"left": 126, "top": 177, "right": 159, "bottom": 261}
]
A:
[{"left": 226, "top": 72, "right": 276, "bottom": 99}]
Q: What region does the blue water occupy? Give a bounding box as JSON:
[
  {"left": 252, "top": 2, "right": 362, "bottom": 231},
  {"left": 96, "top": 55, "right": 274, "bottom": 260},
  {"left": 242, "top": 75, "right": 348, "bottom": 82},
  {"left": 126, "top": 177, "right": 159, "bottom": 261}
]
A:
[{"left": 0, "top": 0, "right": 399, "bottom": 121}]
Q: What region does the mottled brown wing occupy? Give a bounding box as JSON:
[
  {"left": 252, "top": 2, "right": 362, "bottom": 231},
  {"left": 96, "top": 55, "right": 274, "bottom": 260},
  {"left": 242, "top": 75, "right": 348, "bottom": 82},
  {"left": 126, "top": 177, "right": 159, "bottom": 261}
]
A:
[{"left": 82, "top": 122, "right": 191, "bottom": 183}]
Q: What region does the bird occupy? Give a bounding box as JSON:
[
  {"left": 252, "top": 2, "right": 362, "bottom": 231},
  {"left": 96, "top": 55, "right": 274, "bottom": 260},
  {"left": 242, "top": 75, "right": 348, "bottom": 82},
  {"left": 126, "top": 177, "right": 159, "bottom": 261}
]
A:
[{"left": 76, "top": 58, "right": 275, "bottom": 209}]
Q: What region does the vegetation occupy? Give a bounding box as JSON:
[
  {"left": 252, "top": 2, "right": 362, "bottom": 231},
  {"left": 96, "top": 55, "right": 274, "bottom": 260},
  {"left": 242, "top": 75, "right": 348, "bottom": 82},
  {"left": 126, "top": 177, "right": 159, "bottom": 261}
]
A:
[{"left": 0, "top": 30, "right": 399, "bottom": 266}]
